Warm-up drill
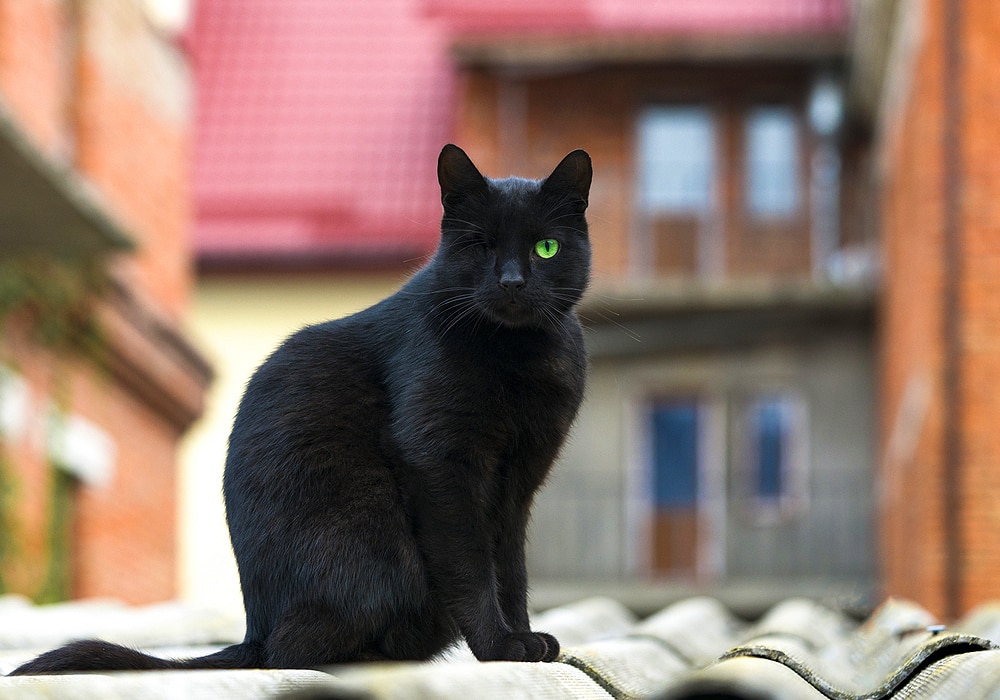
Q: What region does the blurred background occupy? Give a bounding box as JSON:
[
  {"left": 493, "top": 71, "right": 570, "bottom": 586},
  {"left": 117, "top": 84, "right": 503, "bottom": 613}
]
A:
[{"left": 0, "top": 0, "right": 996, "bottom": 622}]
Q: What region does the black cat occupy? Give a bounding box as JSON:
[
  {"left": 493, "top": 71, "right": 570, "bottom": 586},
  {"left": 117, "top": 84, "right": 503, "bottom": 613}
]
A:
[{"left": 11, "top": 144, "right": 592, "bottom": 674}]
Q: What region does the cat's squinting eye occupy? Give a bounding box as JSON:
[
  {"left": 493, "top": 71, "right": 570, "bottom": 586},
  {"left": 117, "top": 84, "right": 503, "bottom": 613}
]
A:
[{"left": 534, "top": 239, "right": 559, "bottom": 259}]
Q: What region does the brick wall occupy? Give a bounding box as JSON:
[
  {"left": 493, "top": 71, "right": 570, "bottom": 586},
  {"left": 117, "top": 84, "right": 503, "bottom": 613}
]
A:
[
  {"left": 0, "top": 0, "right": 208, "bottom": 604},
  {"left": 878, "top": 0, "right": 1000, "bottom": 617},
  {"left": 454, "top": 63, "right": 817, "bottom": 282},
  {"left": 75, "top": 0, "right": 194, "bottom": 319},
  {"left": 876, "top": 0, "right": 949, "bottom": 615},
  {"left": 0, "top": 0, "right": 70, "bottom": 156},
  {"left": 955, "top": 0, "right": 1000, "bottom": 610}
]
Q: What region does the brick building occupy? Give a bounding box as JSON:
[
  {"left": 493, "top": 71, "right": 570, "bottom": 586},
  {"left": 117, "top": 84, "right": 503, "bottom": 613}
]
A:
[
  {"left": 859, "top": 0, "right": 1000, "bottom": 619},
  {"left": 0, "top": 0, "right": 210, "bottom": 603}
]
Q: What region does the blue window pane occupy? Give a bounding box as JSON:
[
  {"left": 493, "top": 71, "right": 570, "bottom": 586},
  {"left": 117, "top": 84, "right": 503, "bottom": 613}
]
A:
[
  {"left": 755, "top": 400, "right": 786, "bottom": 499},
  {"left": 638, "top": 107, "right": 715, "bottom": 214},
  {"left": 651, "top": 402, "right": 699, "bottom": 508},
  {"left": 745, "top": 107, "right": 799, "bottom": 217}
]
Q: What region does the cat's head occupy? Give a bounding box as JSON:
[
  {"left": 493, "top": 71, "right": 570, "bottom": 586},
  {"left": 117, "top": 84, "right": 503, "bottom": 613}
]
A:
[{"left": 433, "top": 144, "right": 592, "bottom": 331}]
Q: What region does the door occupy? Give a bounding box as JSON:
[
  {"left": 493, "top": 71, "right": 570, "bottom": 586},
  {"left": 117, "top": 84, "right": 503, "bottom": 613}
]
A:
[{"left": 649, "top": 400, "right": 700, "bottom": 577}]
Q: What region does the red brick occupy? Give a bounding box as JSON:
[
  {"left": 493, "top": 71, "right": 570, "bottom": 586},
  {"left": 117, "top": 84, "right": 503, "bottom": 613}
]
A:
[{"left": 878, "top": 0, "right": 1000, "bottom": 617}]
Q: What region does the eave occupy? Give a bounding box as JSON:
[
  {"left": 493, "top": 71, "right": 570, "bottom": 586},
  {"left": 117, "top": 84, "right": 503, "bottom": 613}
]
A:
[
  {"left": 0, "top": 103, "right": 133, "bottom": 256},
  {"left": 452, "top": 32, "right": 848, "bottom": 72},
  {"left": 581, "top": 279, "right": 876, "bottom": 359}
]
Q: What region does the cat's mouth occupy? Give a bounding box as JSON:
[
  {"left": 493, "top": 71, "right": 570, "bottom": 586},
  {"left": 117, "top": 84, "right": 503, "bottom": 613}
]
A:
[{"left": 486, "top": 297, "right": 541, "bottom": 329}]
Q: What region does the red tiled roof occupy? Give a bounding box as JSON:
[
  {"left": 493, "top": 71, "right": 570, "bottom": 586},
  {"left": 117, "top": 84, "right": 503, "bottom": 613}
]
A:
[
  {"left": 189, "top": 0, "right": 454, "bottom": 264},
  {"left": 427, "top": 0, "right": 850, "bottom": 36},
  {"left": 189, "top": 0, "right": 849, "bottom": 263}
]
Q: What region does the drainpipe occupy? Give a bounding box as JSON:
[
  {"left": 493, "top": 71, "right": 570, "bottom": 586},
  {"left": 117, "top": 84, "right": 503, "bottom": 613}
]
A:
[{"left": 941, "top": 0, "right": 964, "bottom": 621}]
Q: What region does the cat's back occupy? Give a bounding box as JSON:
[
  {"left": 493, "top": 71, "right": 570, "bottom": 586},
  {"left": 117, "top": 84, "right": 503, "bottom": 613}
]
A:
[
  {"left": 247, "top": 271, "right": 429, "bottom": 390},
  {"left": 234, "top": 282, "right": 418, "bottom": 430},
  {"left": 224, "top": 283, "right": 422, "bottom": 477}
]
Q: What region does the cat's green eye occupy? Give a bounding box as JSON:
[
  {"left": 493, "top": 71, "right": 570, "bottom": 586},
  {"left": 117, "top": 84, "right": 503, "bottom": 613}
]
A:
[{"left": 535, "top": 239, "right": 559, "bottom": 259}]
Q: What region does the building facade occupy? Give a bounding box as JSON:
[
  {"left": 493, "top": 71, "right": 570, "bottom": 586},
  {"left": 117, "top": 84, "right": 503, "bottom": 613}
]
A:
[
  {"left": 0, "top": 0, "right": 209, "bottom": 604},
  {"left": 861, "top": 0, "right": 1000, "bottom": 619},
  {"left": 439, "top": 2, "right": 877, "bottom": 599}
]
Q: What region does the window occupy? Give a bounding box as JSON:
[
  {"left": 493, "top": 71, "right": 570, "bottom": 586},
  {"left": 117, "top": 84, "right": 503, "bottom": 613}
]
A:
[
  {"left": 635, "top": 106, "right": 719, "bottom": 277},
  {"left": 637, "top": 106, "right": 715, "bottom": 214},
  {"left": 752, "top": 399, "right": 789, "bottom": 500},
  {"left": 744, "top": 107, "right": 800, "bottom": 217},
  {"left": 741, "top": 394, "right": 809, "bottom": 521},
  {"left": 651, "top": 401, "right": 699, "bottom": 508}
]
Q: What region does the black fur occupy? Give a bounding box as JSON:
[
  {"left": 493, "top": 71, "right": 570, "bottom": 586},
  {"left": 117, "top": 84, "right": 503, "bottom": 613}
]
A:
[{"left": 10, "top": 145, "right": 592, "bottom": 674}]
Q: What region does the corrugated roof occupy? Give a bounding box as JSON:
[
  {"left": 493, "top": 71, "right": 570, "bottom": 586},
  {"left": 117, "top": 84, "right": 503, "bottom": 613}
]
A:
[
  {"left": 3, "top": 595, "right": 1000, "bottom": 699},
  {"left": 188, "top": 0, "right": 454, "bottom": 264}
]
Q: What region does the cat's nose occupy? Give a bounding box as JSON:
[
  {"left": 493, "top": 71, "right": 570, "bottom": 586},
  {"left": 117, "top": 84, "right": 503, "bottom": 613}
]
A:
[
  {"left": 499, "top": 274, "right": 524, "bottom": 292},
  {"left": 498, "top": 261, "right": 525, "bottom": 298}
]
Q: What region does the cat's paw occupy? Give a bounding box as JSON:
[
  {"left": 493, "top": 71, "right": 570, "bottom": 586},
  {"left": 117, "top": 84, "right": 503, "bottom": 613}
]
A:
[
  {"left": 484, "top": 631, "right": 560, "bottom": 662},
  {"left": 534, "top": 632, "right": 560, "bottom": 662}
]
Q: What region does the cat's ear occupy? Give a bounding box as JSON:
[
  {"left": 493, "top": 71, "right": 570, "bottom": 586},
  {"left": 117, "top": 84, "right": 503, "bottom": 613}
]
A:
[
  {"left": 438, "top": 144, "right": 488, "bottom": 207},
  {"left": 541, "top": 150, "right": 592, "bottom": 210}
]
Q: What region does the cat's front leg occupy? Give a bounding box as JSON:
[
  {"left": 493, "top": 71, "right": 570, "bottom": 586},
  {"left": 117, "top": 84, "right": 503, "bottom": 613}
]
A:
[
  {"left": 492, "top": 499, "right": 560, "bottom": 662},
  {"left": 422, "top": 523, "right": 557, "bottom": 662},
  {"left": 493, "top": 505, "right": 531, "bottom": 631},
  {"left": 408, "top": 467, "right": 555, "bottom": 662}
]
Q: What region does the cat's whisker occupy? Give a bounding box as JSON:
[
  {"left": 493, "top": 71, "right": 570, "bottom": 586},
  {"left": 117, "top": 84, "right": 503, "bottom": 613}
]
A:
[
  {"left": 539, "top": 192, "right": 581, "bottom": 220},
  {"left": 548, "top": 291, "right": 583, "bottom": 302},
  {"left": 554, "top": 227, "right": 588, "bottom": 237},
  {"left": 431, "top": 292, "right": 477, "bottom": 308},
  {"left": 536, "top": 305, "right": 564, "bottom": 336},
  {"left": 592, "top": 311, "right": 642, "bottom": 342},
  {"left": 441, "top": 217, "right": 485, "bottom": 231},
  {"left": 440, "top": 303, "right": 482, "bottom": 336},
  {"left": 400, "top": 286, "right": 474, "bottom": 297},
  {"left": 445, "top": 229, "right": 484, "bottom": 238},
  {"left": 427, "top": 290, "right": 483, "bottom": 334},
  {"left": 546, "top": 212, "right": 585, "bottom": 226}
]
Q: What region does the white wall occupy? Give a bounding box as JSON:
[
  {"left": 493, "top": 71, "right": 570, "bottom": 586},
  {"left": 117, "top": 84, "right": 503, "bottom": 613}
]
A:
[{"left": 177, "top": 272, "right": 408, "bottom": 612}]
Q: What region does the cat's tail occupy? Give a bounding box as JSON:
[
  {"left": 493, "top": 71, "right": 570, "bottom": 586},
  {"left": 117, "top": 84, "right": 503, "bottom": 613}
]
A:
[{"left": 8, "top": 639, "right": 263, "bottom": 675}]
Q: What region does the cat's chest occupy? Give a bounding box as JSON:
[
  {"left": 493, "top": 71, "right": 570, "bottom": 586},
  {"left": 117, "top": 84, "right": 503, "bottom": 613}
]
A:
[
  {"left": 390, "top": 330, "right": 584, "bottom": 453},
  {"left": 427, "top": 354, "right": 568, "bottom": 422},
  {"left": 457, "top": 332, "right": 582, "bottom": 403}
]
